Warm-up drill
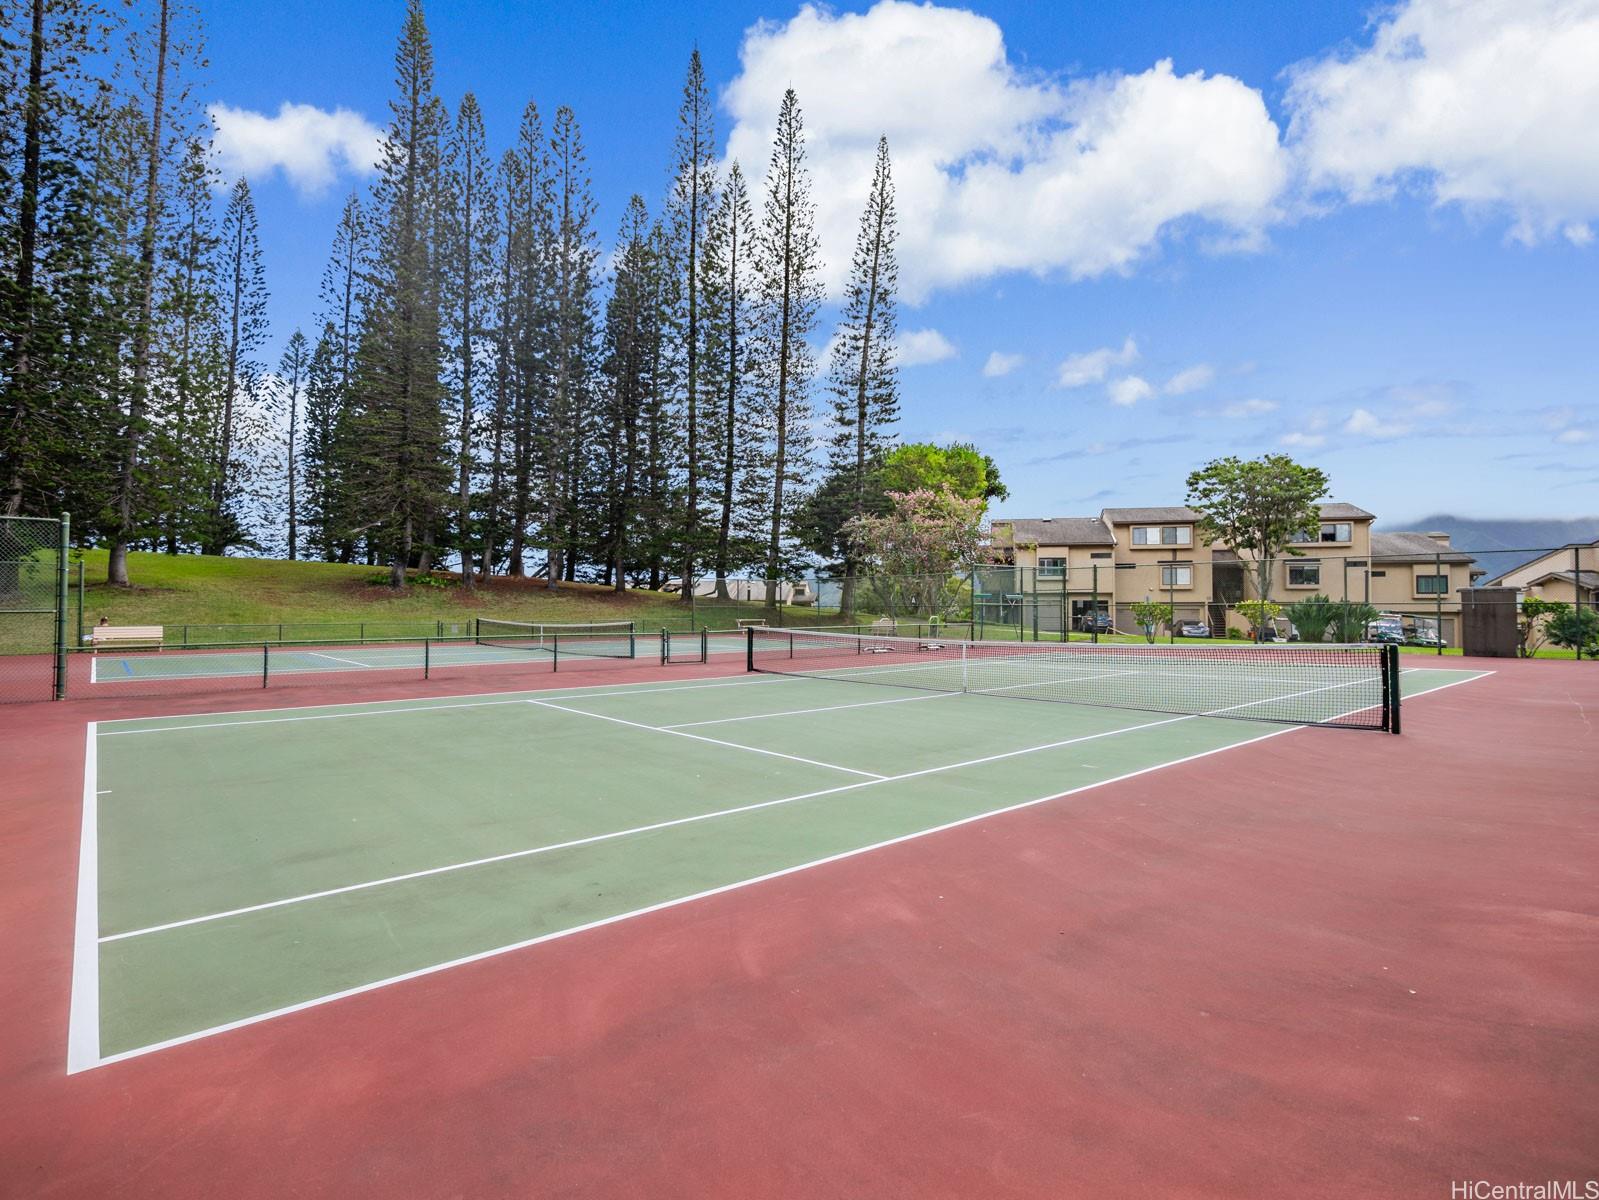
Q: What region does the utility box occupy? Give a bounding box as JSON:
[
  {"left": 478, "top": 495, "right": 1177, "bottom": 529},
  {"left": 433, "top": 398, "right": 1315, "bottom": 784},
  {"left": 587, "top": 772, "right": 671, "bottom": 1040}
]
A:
[{"left": 1459, "top": 587, "right": 1519, "bottom": 658}]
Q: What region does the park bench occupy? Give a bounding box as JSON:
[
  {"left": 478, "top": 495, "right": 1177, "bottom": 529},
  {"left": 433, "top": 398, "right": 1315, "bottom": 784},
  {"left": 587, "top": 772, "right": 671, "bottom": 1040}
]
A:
[{"left": 89, "top": 625, "right": 163, "bottom": 652}]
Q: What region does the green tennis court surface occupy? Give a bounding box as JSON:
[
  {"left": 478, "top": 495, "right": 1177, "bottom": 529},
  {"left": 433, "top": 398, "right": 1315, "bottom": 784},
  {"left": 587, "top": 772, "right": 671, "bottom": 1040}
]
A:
[{"left": 72, "top": 663, "right": 1485, "bottom": 1070}]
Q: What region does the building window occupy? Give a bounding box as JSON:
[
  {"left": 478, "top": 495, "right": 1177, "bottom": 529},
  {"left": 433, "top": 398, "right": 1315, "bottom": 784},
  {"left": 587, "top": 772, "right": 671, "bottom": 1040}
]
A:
[
  {"left": 1132, "top": 525, "right": 1191, "bottom": 546},
  {"left": 1288, "top": 561, "right": 1321, "bottom": 587},
  {"left": 1038, "top": 557, "right": 1065, "bottom": 579},
  {"left": 1416, "top": 573, "right": 1448, "bottom": 595},
  {"left": 1291, "top": 522, "right": 1354, "bottom": 544},
  {"left": 1160, "top": 565, "right": 1192, "bottom": 588},
  {"left": 1089, "top": 551, "right": 1112, "bottom": 559}
]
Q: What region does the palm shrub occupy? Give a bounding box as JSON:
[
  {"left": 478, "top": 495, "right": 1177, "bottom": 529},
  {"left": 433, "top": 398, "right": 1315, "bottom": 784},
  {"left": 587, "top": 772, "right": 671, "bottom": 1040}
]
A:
[
  {"left": 1285, "top": 594, "right": 1338, "bottom": 644},
  {"left": 1332, "top": 601, "right": 1380, "bottom": 643}
]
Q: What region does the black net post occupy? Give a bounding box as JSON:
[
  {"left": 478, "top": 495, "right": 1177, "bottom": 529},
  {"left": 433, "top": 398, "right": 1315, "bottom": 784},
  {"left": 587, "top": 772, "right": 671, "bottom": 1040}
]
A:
[
  {"left": 552, "top": 632, "right": 559, "bottom": 672},
  {"left": 1386, "top": 643, "right": 1402, "bottom": 734},
  {"left": 262, "top": 644, "right": 270, "bottom": 688},
  {"left": 424, "top": 637, "right": 431, "bottom": 680},
  {"left": 699, "top": 628, "right": 708, "bottom": 663},
  {"left": 745, "top": 625, "right": 755, "bottom": 672}
]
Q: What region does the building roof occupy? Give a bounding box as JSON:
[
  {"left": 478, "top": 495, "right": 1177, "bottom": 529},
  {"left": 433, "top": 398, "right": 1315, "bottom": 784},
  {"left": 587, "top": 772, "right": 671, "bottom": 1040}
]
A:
[
  {"left": 1319, "top": 502, "right": 1375, "bottom": 520},
  {"left": 993, "top": 517, "right": 1115, "bottom": 546},
  {"left": 1370, "top": 531, "right": 1476, "bottom": 564},
  {"left": 1099, "top": 506, "right": 1200, "bottom": 524},
  {"left": 1520, "top": 569, "right": 1599, "bottom": 592}
]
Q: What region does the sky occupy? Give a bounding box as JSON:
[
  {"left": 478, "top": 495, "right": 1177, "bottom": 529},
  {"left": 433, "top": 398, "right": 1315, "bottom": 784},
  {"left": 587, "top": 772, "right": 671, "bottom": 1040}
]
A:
[{"left": 200, "top": 0, "right": 1599, "bottom": 526}]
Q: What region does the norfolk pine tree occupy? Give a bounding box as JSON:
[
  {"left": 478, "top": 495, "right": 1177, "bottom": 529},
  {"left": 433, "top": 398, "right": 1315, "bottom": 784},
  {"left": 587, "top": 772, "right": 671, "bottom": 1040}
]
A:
[
  {"left": 826, "top": 136, "right": 900, "bottom": 617},
  {"left": 753, "top": 89, "right": 822, "bottom": 608}
]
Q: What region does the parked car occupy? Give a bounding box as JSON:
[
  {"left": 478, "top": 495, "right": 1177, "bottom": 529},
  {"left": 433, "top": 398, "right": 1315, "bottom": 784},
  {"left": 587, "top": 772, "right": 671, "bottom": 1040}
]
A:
[
  {"left": 1176, "top": 620, "right": 1210, "bottom": 638},
  {"left": 1366, "top": 621, "right": 1405, "bottom": 645},
  {"left": 1075, "top": 611, "right": 1114, "bottom": 633}
]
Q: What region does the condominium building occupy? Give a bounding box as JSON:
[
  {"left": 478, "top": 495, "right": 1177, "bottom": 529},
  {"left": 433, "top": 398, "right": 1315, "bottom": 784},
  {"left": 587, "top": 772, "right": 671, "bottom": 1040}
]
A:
[
  {"left": 988, "top": 504, "right": 1480, "bottom": 642},
  {"left": 1479, "top": 537, "right": 1598, "bottom": 607}
]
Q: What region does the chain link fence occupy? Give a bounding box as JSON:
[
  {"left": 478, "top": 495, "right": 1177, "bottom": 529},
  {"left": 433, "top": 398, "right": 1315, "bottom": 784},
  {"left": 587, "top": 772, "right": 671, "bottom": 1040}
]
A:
[{"left": 0, "top": 514, "right": 69, "bottom": 703}]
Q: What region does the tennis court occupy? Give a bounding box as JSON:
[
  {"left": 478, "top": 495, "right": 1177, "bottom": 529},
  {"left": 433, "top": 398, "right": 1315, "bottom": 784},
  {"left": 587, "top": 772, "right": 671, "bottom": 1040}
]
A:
[{"left": 71, "top": 634, "right": 1485, "bottom": 1070}]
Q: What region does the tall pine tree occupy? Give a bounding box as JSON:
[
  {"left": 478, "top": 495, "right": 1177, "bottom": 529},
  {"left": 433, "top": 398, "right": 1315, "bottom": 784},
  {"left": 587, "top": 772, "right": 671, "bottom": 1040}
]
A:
[
  {"left": 752, "top": 89, "right": 822, "bottom": 607},
  {"left": 824, "top": 135, "right": 900, "bottom": 616}
]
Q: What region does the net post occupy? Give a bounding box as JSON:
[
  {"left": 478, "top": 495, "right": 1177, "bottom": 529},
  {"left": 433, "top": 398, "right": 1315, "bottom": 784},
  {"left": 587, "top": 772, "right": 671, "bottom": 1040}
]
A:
[
  {"left": 54, "top": 513, "right": 70, "bottom": 699},
  {"left": 1386, "top": 643, "right": 1402, "bottom": 734},
  {"left": 745, "top": 626, "right": 755, "bottom": 672},
  {"left": 629, "top": 626, "right": 636, "bottom": 659},
  {"left": 661, "top": 628, "right": 669, "bottom": 666},
  {"left": 699, "top": 628, "right": 708, "bottom": 663},
  {"left": 262, "top": 644, "right": 270, "bottom": 689},
  {"left": 552, "top": 633, "right": 559, "bottom": 673},
  {"left": 424, "top": 637, "right": 431, "bottom": 680}
]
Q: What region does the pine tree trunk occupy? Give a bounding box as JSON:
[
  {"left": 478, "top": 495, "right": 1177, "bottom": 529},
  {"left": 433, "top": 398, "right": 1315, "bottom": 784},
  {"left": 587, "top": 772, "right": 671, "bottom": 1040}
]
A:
[{"left": 110, "top": 0, "right": 172, "bottom": 586}]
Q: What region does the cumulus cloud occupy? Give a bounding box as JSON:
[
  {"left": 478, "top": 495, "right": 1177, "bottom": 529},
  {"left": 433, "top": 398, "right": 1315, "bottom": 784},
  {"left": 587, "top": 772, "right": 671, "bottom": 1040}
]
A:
[
  {"left": 1285, "top": 0, "right": 1599, "bottom": 244},
  {"left": 1343, "top": 407, "right": 1412, "bottom": 438},
  {"left": 1107, "top": 375, "right": 1155, "bottom": 407},
  {"left": 896, "top": 328, "right": 958, "bottom": 366},
  {"left": 1221, "top": 398, "right": 1277, "bottom": 418},
  {"left": 723, "top": 2, "right": 1288, "bottom": 300},
  {"left": 983, "top": 351, "right": 1025, "bottom": 378},
  {"left": 1056, "top": 336, "right": 1137, "bottom": 388},
  {"left": 210, "top": 102, "right": 383, "bottom": 196},
  {"left": 1280, "top": 431, "right": 1326, "bottom": 448},
  {"left": 1163, "top": 364, "right": 1214, "bottom": 395}
]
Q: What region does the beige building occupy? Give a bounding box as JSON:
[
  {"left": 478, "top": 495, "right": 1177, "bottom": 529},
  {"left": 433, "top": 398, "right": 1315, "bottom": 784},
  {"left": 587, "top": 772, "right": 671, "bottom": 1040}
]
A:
[
  {"left": 989, "top": 503, "right": 1480, "bottom": 641},
  {"left": 1480, "top": 538, "right": 1598, "bottom": 607}
]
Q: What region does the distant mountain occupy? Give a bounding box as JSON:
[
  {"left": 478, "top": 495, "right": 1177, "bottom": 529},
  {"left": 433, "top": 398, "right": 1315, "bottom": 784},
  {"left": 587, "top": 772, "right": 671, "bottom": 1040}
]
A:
[{"left": 1377, "top": 514, "right": 1599, "bottom": 580}]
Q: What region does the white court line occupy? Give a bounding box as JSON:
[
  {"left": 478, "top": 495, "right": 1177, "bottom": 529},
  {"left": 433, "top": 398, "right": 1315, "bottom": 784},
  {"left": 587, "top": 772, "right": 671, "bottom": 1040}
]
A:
[
  {"left": 101, "top": 708, "right": 1193, "bottom": 945},
  {"left": 97, "top": 675, "right": 802, "bottom": 737},
  {"left": 525, "top": 699, "right": 888, "bottom": 780},
  {"left": 661, "top": 689, "right": 960, "bottom": 729},
  {"left": 79, "top": 668, "right": 1494, "bottom": 1070},
  {"left": 302, "top": 651, "right": 374, "bottom": 669},
  {"left": 66, "top": 724, "right": 100, "bottom": 1074}
]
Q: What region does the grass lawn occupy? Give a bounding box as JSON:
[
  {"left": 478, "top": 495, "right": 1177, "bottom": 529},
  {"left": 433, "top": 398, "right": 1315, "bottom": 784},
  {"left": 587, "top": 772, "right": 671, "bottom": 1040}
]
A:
[{"left": 72, "top": 550, "right": 708, "bottom": 636}]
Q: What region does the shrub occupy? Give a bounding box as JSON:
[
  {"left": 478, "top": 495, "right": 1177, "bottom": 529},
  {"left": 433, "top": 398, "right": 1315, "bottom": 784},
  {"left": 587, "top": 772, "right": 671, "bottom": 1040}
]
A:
[
  {"left": 1545, "top": 607, "right": 1599, "bottom": 655},
  {"left": 1285, "top": 595, "right": 1338, "bottom": 644},
  {"left": 1129, "top": 600, "right": 1174, "bottom": 644}
]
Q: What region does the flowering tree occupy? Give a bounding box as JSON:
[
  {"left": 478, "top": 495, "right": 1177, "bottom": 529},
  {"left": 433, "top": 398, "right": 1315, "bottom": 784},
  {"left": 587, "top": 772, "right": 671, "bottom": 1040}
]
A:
[{"left": 843, "top": 487, "right": 985, "bottom": 619}]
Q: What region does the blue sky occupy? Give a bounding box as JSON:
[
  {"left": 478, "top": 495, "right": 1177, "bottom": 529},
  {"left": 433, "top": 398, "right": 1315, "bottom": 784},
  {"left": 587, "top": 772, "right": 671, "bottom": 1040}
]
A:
[{"left": 202, "top": 0, "right": 1599, "bottom": 525}]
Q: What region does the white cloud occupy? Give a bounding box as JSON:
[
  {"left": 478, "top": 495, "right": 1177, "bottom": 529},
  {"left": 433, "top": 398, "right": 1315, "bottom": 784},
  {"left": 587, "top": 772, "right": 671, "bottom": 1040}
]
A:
[
  {"left": 983, "top": 351, "right": 1025, "bottom": 378},
  {"left": 1107, "top": 375, "right": 1155, "bottom": 407},
  {"left": 1343, "top": 407, "right": 1412, "bottom": 438},
  {"left": 1163, "top": 364, "right": 1214, "bottom": 395},
  {"left": 1056, "top": 336, "right": 1137, "bottom": 388},
  {"left": 1221, "top": 398, "right": 1278, "bottom": 418},
  {"left": 1555, "top": 427, "right": 1594, "bottom": 445},
  {"left": 895, "top": 328, "right": 958, "bottom": 366},
  {"left": 1285, "top": 0, "right": 1599, "bottom": 245},
  {"left": 1280, "top": 431, "right": 1326, "bottom": 448},
  {"left": 210, "top": 102, "right": 383, "bottom": 196},
  {"left": 723, "top": 2, "right": 1288, "bottom": 300}
]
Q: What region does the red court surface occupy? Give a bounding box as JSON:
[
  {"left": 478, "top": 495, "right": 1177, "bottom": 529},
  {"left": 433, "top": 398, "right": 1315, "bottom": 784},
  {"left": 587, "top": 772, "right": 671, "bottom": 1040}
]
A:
[{"left": 1, "top": 656, "right": 1595, "bottom": 1199}]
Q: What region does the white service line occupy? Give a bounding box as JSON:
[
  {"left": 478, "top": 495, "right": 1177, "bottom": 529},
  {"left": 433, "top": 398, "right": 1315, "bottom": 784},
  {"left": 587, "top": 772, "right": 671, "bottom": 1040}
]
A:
[
  {"left": 302, "top": 651, "right": 374, "bottom": 669},
  {"left": 96, "top": 674, "right": 802, "bottom": 737},
  {"left": 525, "top": 699, "right": 887, "bottom": 780},
  {"left": 660, "top": 689, "right": 960, "bottom": 729}
]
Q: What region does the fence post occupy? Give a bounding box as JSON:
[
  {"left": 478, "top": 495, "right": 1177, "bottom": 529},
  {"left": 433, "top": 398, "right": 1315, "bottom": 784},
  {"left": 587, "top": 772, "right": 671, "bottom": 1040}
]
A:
[
  {"left": 1091, "top": 564, "right": 1100, "bottom": 645},
  {"left": 75, "top": 559, "right": 84, "bottom": 649},
  {"left": 1576, "top": 545, "right": 1585, "bottom": 661},
  {"left": 54, "top": 513, "right": 70, "bottom": 699}
]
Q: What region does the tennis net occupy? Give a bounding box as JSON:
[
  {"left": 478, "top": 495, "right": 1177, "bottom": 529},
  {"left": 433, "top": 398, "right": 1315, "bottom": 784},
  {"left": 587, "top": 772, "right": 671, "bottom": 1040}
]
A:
[
  {"left": 474, "top": 618, "right": 636, "bottom": 660},
  {"left": 747, "top": 628, "right": 1400, "bottom": 731}
]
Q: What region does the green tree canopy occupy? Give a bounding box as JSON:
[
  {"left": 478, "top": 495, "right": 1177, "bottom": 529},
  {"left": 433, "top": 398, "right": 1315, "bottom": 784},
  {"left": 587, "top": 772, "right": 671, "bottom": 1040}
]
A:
[
  {"left": 1186, "top": 454, "right": 1329, "bottom": 630},
  {"left": 879, "top": 442, "right": 1007, "bottom": 505}
]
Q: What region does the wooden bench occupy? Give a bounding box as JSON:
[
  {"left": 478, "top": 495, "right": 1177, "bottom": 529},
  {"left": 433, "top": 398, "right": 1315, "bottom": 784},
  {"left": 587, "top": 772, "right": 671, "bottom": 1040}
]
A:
[{"left": 90, "top": 625, "right": 164, "bottom": 652}]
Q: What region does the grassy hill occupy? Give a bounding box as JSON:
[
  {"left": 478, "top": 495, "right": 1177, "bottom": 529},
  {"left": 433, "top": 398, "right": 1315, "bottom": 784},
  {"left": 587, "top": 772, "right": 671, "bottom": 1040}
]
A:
[{"left": 73, "top": 550, "right": 704, "bottom": 636}]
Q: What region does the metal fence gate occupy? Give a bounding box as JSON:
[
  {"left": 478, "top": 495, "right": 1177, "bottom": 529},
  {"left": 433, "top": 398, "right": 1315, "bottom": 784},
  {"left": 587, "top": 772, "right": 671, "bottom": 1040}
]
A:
[{"left": 0, "top": 514, "right": 69, "bottom": 703}]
